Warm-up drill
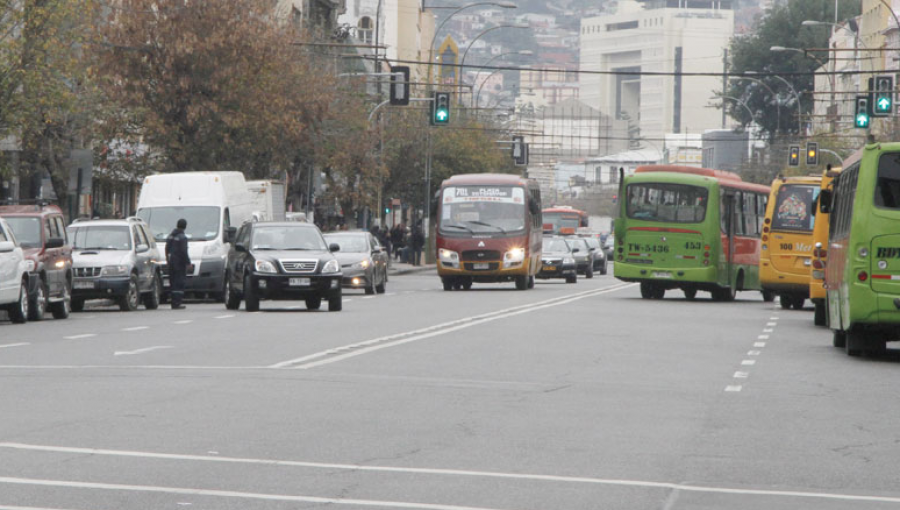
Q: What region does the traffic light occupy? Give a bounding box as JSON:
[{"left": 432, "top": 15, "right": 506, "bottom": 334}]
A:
[
  {"left": 389, "top": 66, "right": 410, "bottom": 106},
  {"left": 806, "top": 142, "right": 818, "bottom": 166},
  {"left": 874, "top": 75, "right": 893, "bottom": 116},
  {"left": 384, "top": 206, "right": 391, "bottom": 215},
  {"left": 431, "top": 92, "right": 450, "bottom": 125},
  {"left": 855, "top": 96, "right": 871, "bottom": 129},
  {"left": 788, "top": 146, "right": 800, "bottom": 166},
  {"left": 512, "top": 135, "right": 524, "bottom": 162}
]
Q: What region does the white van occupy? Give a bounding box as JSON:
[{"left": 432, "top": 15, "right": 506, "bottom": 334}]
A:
[
  {"left": 136, "top": 172, "right": 253, "bottom": 300},
  {"left": 246, "top": 180, "right": 286, "bottom": 222}
]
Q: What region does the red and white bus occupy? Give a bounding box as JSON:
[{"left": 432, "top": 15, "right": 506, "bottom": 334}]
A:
[
  {"left": 542, "top": 206, "right": 588, "bottom": 235},
  {"left": 436, "top": 174, "right": 543, "bottom": 291}
]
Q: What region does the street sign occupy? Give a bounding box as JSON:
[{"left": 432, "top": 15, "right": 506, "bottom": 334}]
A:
[
  {"left": 431, "top": 92, "right": 450, "bottom": 125},
  {"left": 788, "top": 146, "right": 800, "bottom": 166},
  {"left": 806, "top": 142, "right": 818, "bottom": 166},
  {"left": 389, "top": 66, "right": 410, "bottom": 106},
  {"left": 874, "top": 75, "right": 893, "bottom": 117},
  {"left": 855, "top": 96, "right": 871, "bottom": 128}
]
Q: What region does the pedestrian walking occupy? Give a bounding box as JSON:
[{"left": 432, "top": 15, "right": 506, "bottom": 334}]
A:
[
  {"left": 411, "top": 223, "right": 425, "bottom": 266},
  {"left": 166, "top": 218, "right": 191, "bottom": 310}
]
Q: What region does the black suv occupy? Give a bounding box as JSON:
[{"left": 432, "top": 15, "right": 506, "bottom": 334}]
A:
[{"left": 224, "top": 222, "right": 343, "bottom": 312}]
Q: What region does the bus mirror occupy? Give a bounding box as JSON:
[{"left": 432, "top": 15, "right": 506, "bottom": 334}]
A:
[
  {"left": 819, "top": 189, "right": 832, "bottom": 214},
  {"left": 529, "top": 199, "right": 540, "bottom": 215}
]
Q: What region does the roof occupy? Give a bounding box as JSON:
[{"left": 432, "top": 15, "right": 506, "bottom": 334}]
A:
[
  {"left": 543, "top": 206, "right": 587, "bottom": 214},
  {"left": 635, "top": 165, "right": 742, "bottom": 182},
  {"left": 69, "top": 219, "right": 140, "bottom": 228},
  {"left": 442, "top": 173, "right": 527, "bottom": 186},
  {"left": 251, "top": 221, "right": 318, "bottom": 228},
  {"left": 0, "top": 204, "right": 64, "bottom": 217}
]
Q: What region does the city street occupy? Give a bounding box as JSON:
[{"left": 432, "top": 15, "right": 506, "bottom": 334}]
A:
[{"left": 1, "top": 269, "right": 899, "bottom": 510}]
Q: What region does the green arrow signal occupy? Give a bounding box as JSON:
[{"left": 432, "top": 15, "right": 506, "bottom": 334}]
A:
[
  {"left": 878, "top": 97, "right": 892, "bottom": 112},
  {"left": 856, "top": 113, "right": 870, "bottom": 127},
  {"left": 436, "top": 109, "right": 448, "bottom": 121}
]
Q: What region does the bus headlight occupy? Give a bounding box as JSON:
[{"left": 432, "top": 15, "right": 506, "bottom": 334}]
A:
[
  {"left": 503, "top": 248, "right": 525, "bottom": 268},
  {"left": 439, "top": 248, "right": 459, "bottom": 268}
]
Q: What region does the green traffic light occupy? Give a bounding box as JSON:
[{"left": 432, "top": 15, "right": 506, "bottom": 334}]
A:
[
  {"left": 856, "top": 113, "right": 870, "bottom": 128},
  {"left": 435, "top": 108, "right": 449, "bottom": 123},
  {"left": 876, "top": 96, "right": 892, "bottom": 113}
]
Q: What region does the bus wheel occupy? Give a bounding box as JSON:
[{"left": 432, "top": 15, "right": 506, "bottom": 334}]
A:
[
  {"left": 792, "top": 297, "right": 805, "bottom": 310},
  {"left": 713, "top": 286, "right": 735, "bottom": 302},
  {"left": 779, "top": 295, "right": 792, "bottom": 310},
  {"left": 442, "top": 278, "right": 453, "bottom": 291},
  {"left": 761, "top": 290, "right": 775, "bottom": 302},
  {"left": 463, "top": 280, "right": 473, "bottom": 290},
  {"left": 515, "top": 275, "right": 529, "bottom": 290},
  {"left": 814, "top": 302, "right": 826, "bottom": 326},
  {"left": 652, "top": 288, "right": 665, "bottom": 300},
  {"left": 832, "top": 330, "right": 846, "bottom": 349},
  {"left": 640, "top": 282, "right": 653, "bottom": 299},
  {"left": 845, "top": 331, "right": 864, "bottom": 357},
  {"left": 683, "top": 288, "right": 697, "bottom": 301},
  {"left": 527, "top": 276, "right": 534, "bottom": 289}
]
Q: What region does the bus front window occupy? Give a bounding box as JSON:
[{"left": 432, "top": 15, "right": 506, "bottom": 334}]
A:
[
  {"left": 440, "top": 186, "right": 526, "bottom": 234},
  {"left": 626, "top": 183, "right": 708, "bottom": 223},
  {"left": 875, "top": 152, "right": 900, "bottom": 209},
  {"left": 772, "top": 185, "right": 819, "bottom": 232}
]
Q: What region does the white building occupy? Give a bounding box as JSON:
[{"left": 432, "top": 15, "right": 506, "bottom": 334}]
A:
[{"left": 579, "top": 0, "right": 734, "bottom": 140}]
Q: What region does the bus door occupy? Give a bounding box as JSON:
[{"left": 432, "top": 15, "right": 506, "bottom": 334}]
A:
[{"left": 721, "top": 190, "right": 736, "bottom": 287}]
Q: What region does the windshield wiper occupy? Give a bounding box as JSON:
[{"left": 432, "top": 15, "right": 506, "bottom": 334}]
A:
[
  {"left": 466, "top": 220, "right": 506, "bottom": 234},
  {"left": 442, "top": 223, "right": 475, "bottom": 234}
]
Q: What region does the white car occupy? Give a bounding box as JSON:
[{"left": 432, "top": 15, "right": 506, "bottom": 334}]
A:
[{"left": 0, "top": 217, "right": 31, "bottom": 323}]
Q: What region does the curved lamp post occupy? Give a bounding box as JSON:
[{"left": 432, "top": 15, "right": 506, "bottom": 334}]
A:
[
  {"left": 746, "top": 71, "right": 803, "bottom": 134},
  {"left": 473, "top": 50, "right": 532, "bottom": 108},
  {"left": 457, "top": 24, "right": 529, "bottom": 105},
  {"left": 730, "top": 76, "right": 781, "bottom": 134}
]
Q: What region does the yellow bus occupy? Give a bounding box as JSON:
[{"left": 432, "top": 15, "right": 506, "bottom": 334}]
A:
[
  {"left": 809, "top": 167, "right": 840, "bottom": 326},
  {"left": 760, "top": 175, "right": 822, "bottom": 309}
]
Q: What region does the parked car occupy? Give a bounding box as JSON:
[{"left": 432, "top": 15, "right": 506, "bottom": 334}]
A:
[
  {"left": 0, "top": 217, "right": 31, "bottom": 323},
  {"left": 603, "top": 234, "right": 615, "bottom": 261},
  {"left": 0, "top": 203, "right": 72, "bottom": 320},
  {"left": 224, "top": 221, "right": 343, "bottom": 312},
  {"left": 565, "top": 236, "right": 595, "bottom": 278},
  {"left": 536, "top": 236, "right": 577, "bottom": 283},
  {"left": 323, "top": 231, "right": 388, "bottom": 294},
  {"left": 66, "top": 218, "right": 163, "bottom": 312},
  {"left": 583, "top": 237, "right": 608, "bottom": 275}
]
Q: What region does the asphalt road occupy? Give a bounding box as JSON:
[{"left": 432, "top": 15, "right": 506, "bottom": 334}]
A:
[{"left": 1, "top": 269, "right": 899, "bottom": 510}]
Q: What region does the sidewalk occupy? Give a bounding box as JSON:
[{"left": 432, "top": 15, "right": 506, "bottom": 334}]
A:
[{"left": 388, "top": 261, "right": 437, "bottom": 276}]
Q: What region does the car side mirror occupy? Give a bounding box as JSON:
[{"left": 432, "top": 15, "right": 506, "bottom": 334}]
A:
[
  {"left": 225, "top": 226, "right": 238, "bottom": 244},
  {"left": 0, "top": 241, "right": 14, "bottom": 253},
  {"left": 819, "top": 189, "right": 832, "bottom": 214},
  {"left": 572, "top": 248, "right": 580, "bottom": 253},
  {"left": 235, "top": 243, "right": 247, "bottom": 253},
  {"left": 373, "top": 247, "right": 382, "bottom": 254},
  {"left": 136, "top": 244, "right": 150, "bottom": 253},
  {"left": 45, "top": 237, "right": 65, "bottom": 249},
  {"left": 329, "top": 243, "right": 340, "bottom": 253}
]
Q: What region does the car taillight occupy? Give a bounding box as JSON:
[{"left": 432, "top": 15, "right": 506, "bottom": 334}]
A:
[
  {"left": 704, "top": 251, "right": 710, "bottom": 258},
  {"left": 812, "top": 259, "right": 824, "bottom": 270}
]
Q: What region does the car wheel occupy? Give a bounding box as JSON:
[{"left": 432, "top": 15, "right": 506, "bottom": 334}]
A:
[
  {"left": 585, "top": 266, "right": 593, "bottom": 279},
  {"left": 51, "top": 278, "right": 71, "bottom": 319},
  {"left": 28, "top": 277, "right": 47, "bottom": 321},
  {"left": 600, "top": 261, "right": 607, "bottom": 275},
  {"left": 244, "top": 275, "right": 260, "bottom": 312},
  {"left": 640, "top": 282, "right": 653, "bottom": 299},
  {"left": 761, "top": 290, "right": 775, "bottom": 302},
  {"left": 814, "top": 301, "right": 826, "bottom": 326},
  {"left": 305, "top": 296, "right": 322, "bottom": 310},
  {"left": 119, "top": 274, "right": 139, "bottom": 312},
  {"left": 792, "top": 296, "right": 805, "bottom": 310},
  {"left": 832, "top": 329, "right": 846, "bottom": 349},
  {"left": 442, "top": 278, "right": 453, "bottom": 291},
  {"left": 566, "top": 275, "right": 577, "bottom": 284},
  {"left": 143, "top": 274, "right": 161, "bottom": 310},
  {"left": 7, "top": 278, "right": 28, "bottom": 324},
  {"left": 527, "top": 276, "right": 534, "bottom": 289},
  {"left": 224, "top": 275, "right": 241, "bottom": 310},
  {"left": 376, "top": 270, "right": 386, "bottom": 294},
  {"left": 328, "top": 292, "right": 342, "bottom": 312}
]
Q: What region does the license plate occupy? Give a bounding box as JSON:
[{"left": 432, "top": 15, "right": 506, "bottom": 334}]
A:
[
  {"left": 543, "top": 265, "right": 556, "bottom": 271},
  {"left": 162, "top": 279, "right": 170, "bottom": 287},
  {"left": 473, "top": 263, "right": 490, "bottom": 270},
  {"left": 653, "top": 271, "right": 673, "bottom": 279},
  {"left": 289, "top": 277, "right": 310, "bottom": 286},
  {"left": 73, "top": 281, "right": 95, "bottom": 290}
]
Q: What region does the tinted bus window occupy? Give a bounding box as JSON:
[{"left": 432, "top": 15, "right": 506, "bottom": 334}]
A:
[
  {"left": 772, "top": 184, "right": 819, "bottom": 232},
  {"left": 875, "top": 152, "right": 900, "bottom": 209},
  {"left": 440, "top": 186, "right": 526, "bottom": 233},
  {"left": 626, "top": 183, "right": 708, "bottom": 223}
]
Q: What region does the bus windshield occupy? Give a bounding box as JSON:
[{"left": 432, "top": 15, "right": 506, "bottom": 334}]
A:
[
  {"left": 875, "top": 152, "right": 900, "bottom": 209},
  {"left": 772, "top": 184, "right": 819, "bottom": 232},
  {"left": 439, "top": 185, "right": 526, "bottom": 234},
  {"left": 543, "top": 212, "right": 581, "bottom": 232},
  {"left": 626, "top": 183, "right": 708, "bottom": 223},
  {"left": 137, "top": 206, "right": 221, "bottom": 242}
]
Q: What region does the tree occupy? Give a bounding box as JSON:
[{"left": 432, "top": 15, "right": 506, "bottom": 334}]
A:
[
  {"left": 726, "top": 0, "right": 860, "bottom": 140},
  {"left": 94, "top": 0, "right": 333, "bottom": 176}
]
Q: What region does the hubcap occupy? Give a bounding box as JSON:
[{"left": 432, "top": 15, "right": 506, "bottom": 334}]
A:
[
  {"left": 21, "top": 285, "right": 28, "bottom": 318},
  {"left": 129, "top": 282, "right": 138, "bottom": 308}
]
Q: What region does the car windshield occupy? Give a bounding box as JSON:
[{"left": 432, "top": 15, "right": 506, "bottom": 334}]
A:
[
  {"left": 252, "top": 226, "right": 327, "bottom": 251},
  {"left": 626, "top": 183, "right": 708, "bottom": 223},
  {"left": 542, "top": 238, "right": 570, "bottom": 252},
  {"left": 439, "top": 185, "right": 526, "bottom": 234},
  {"left": 585, "top": 238, "right": 600, "bottom": 249},
  {"left": 324, "top": 234, "right": 368, "bottom": 253},
  {"left": 772, "top": 184, "right": 819, "bottom": 232},
  {"left": 68, "top": 226, "right": 132, "bottom": 250},
  {"left": 3, "top": 217, "right": 41, "bottom": 248},
  {"left": 604, "top": 236, "right": 614, "bottom": 248},
  {"left": 566, "top": 239, "right": 589, "bottom": 252},
  {"left": 137, "top": 206, "right": 221, "bottom": 242}
]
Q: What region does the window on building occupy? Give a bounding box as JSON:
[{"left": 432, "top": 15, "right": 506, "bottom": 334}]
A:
[{"left": 357, "top": 17, "right": 373, "bottom": 44}]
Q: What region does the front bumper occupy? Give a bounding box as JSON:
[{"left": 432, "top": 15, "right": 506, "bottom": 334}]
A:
[
  {"left": 536, "top": 261, "right": 576, "bottom": 279},
  {"left": 72, "top": 276, "right": 130, "bottom": 299},
  {"left": 161, "top": 258, "right": 226, "bottom": 294},
  {"left": 437, "top": 260, "right": 529, "bottom": 279},
  {"left": 251, "top": 272, "right": 342, "bottom": 300},
  {"left": 339, "top": 268, "right": 372, "bottom": 289}
]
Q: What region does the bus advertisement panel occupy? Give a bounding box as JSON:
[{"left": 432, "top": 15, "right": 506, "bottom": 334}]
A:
[
  {"left": 613, "top": 165, "right": 769, "bottom": 301},
  {"left": 436, "top": 174, "right": 542, "bottom": 291},
  {"left": 760, "top": 175, "right": 822, "bottom": 310},
  {"left": 542, "top": 207, "right": 588, "bottom": 235},
  {"left": 826, "top": 144, "right": 900, "bottom": 356},
  {"left": 810, "top": 168, "right": 840, "bottom": 326}
]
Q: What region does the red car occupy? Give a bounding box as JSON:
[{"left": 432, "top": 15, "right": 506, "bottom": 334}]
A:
[{"left": 0, "top": 203, "right": 73, "bottom": 319}]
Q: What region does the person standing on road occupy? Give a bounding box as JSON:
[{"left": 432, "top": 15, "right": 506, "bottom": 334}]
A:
[
  {"left": 166, "top": 218, "right": 191, "bottom": 310},
  {"left": 411, "top": 223, "right": 424, "bottom": 266}
]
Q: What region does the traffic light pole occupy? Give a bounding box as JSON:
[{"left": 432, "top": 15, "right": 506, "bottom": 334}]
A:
[{"left": 424, "top": 127, "right": 433, "bottom": 265}]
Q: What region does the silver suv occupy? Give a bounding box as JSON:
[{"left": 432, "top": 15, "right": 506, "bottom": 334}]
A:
[{"left": 66, "top": 218, "right": 163, "bottom": 312}]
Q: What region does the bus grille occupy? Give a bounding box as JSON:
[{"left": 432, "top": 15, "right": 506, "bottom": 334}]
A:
[
  {"left": 462, "top": 250, "right": 501, "bottom": 261},
  {"left": 74, "top": 267, "right": 102, "bottom": 278}
]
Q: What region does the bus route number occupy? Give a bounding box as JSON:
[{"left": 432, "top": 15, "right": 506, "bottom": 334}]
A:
[
  {"left": 684, "top": 241, "right": 702, "bottom": 250},
  {"left": 780, "top": 243, "right": 793, "bottom": 251}
]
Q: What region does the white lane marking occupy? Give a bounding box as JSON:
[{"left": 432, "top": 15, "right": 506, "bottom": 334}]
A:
[
  {"left": 0, "top": 477, "right": 503, "bottom": 510},
  {"left": 343, "top": 299, "right": 352, "bottom": 303},
  {"left": 214, "top": 315, "right": 234, "bottom": 319},
  {"left": 384, "top": 293, "right": 397, "bottom": 296},
  {"left": 748, "top": 350, "right": 761, "bottom": 356},
  {"left": 121, "top": 326, "right": 149, "bottom": 332},
  {"left": 113, "top": 346, "right": 174, "bottom": 357},
  {"left": 0, "top": 365, "right": 265, "bottom": 370},
  {"left": 769, "top": 317, "right": 779, "bottom": 320},
  {"left": 758, "top": 335, "right": 769, "bottom": 340},
  {"left": 741, "top": 360, "right": 756, "bottom": 366},
  {"left": 725, "top": 385, "right": 743, "bottom": 392},
  {"left": 72, "top": 315, "right": 97, "bottom": 320},
  {"left": 63, "top": 334, "right": 96, "bottom": 340},
  {"left": 766, "top": 322, "right": 777, "bottom": 327},
  {"left": 269, "top": 283, "right": 636, "bottom": 370},
  {"left": 4, "top": 444, "right": 900, "bottom": 505},
  {"left": 754, "top": 342, "right": 766, "bottom": 348},
  {"left": 763, "top": 328, "right": 774, "bottom": 333},
  {"left": 0, "top": 506, "right": 93, "bottom": 510},
  {"left": 0, "top": 343, "right": 29, "bottom": 350},
  {"left": 733, "top": 372, "right": 748, "bottom": 379},
  {"left": 173, "top": 320, "right": 193, "bottom": 325}
]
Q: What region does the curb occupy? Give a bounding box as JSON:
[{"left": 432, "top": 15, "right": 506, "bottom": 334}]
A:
[{"left": 388, "top": 264, "right": 437, "bottom": 276}]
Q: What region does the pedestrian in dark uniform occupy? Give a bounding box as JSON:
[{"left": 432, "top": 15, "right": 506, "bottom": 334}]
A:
[{"left": 166, "top": 219, "right": 191, "bottom": 310}]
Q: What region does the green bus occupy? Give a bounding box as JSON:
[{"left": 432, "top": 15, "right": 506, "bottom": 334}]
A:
[
  {"left": 613, "top": 165, "right": 770, "bottom": 301},
  {"left": 825, "top": 144, "right": 900, "bottom": 356}
]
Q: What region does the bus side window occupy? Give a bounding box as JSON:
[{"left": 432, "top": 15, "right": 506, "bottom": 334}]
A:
[
  {"left": 757, "top": 193, "right": 767, "bottom": 234},
  {"left": 734, "top": 192, "right": 745, "bottom": 236}
]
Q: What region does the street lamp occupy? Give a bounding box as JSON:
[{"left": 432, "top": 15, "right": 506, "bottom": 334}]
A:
[
  {"left": 730, "top": 76, "right": 781, "bottom": 134},
  {"left": 746, "top": 71, "right": 803, "bottom": 134},
  {"left": 715, "top": 94, "right": 758, "bottom": 127},
  {"left": 770, "top": 46, "right": 835, "bottom": 132},
  {"left": 473, "top": 50, "right": 532, "bottom": 108}
]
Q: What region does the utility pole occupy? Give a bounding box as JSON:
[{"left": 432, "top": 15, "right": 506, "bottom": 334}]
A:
[
  {"left": 722, "top": 49, "right": 728, "bottom": 129},
  {"left": 424, "top": 127, "right": 433, "bottom": 265}
]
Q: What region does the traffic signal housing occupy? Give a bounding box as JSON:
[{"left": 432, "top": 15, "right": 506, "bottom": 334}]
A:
[
  {"left": 431, "top": 92, "right": 450, "bottom": 125},
  {"left": 873, "top": 75, "right": 893, "bottom": 116},
  {"left": 788, "top": 146, "right": 800, "bottom": 166},
  {"left": 806, "top": 142, "right": 818, "bottom": 166},
  {"left": 855, "top": 96, "right": 871, "bottom": 129},
  {"left": 389, "top": 66, "right": 410, "bottom": 106}
]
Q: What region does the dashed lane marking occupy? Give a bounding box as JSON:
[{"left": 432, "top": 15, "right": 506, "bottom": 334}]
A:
[
  {"left": 754, "top": 342, "right": 766, "bottom": 348},
  {"left": 113, "top": 346, "right": 174, "bottom": 357},
  {"left": 63, "top": 334, "right": 96, "bottom": 340},
  {"left": 766, "top": 322, "right": 777, "bottom": 327},
  {"left": 0, "top": 343, "right": 29, "bottom": 350},
  {"left": 214, "top": 315, "right": 234, "bottom": 319},
  {"left": 748, "top": 350, "right": 761, "bottom": 356},
  {"left": 763, "top": 328, "right": 774, "bottom": 333},
  {"left": 173, "top": 320, "right": 193, "bottom": 325},
  {"left": 121, "top": 326, "right": 149, "bottom": 332},
  {"left": 769, "top": 316, "right": 779, "bottom": 320},
  {"left": 733, "top": 372, "right": 749, "bottom": 379},
  {"left": 725, "top": 385, "right": 743, "bottom": 392},
  {"left": 741, "top": 360, "right": 757, "bottom": 366},
  {"left": 758, "top": 335, "right": 769, "bottom": 340}
]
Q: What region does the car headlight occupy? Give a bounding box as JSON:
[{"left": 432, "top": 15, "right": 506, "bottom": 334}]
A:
[
  {"left": 503, "top": 247, "right": 525, "bottom": 268},
  {"left": 439, "top": 248, "right": 459, "bottom": 268},
  {"left": 352, "top": 259, "right": 371, "bottom": 270},
  {"left": 322, "top": 259, "right": 340, "bottom": 274},
  {"left": 564, "top": 257, "right": 575, "bottom": 265},
  {"left": 255, "top": 260, "right": 278, "bottom": 273},
  {"left": 24, "top": 260, "right": 36, "bottom": 272},
  {"left": 101, "top": 265, "right": 129, "bottom": 277}
]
